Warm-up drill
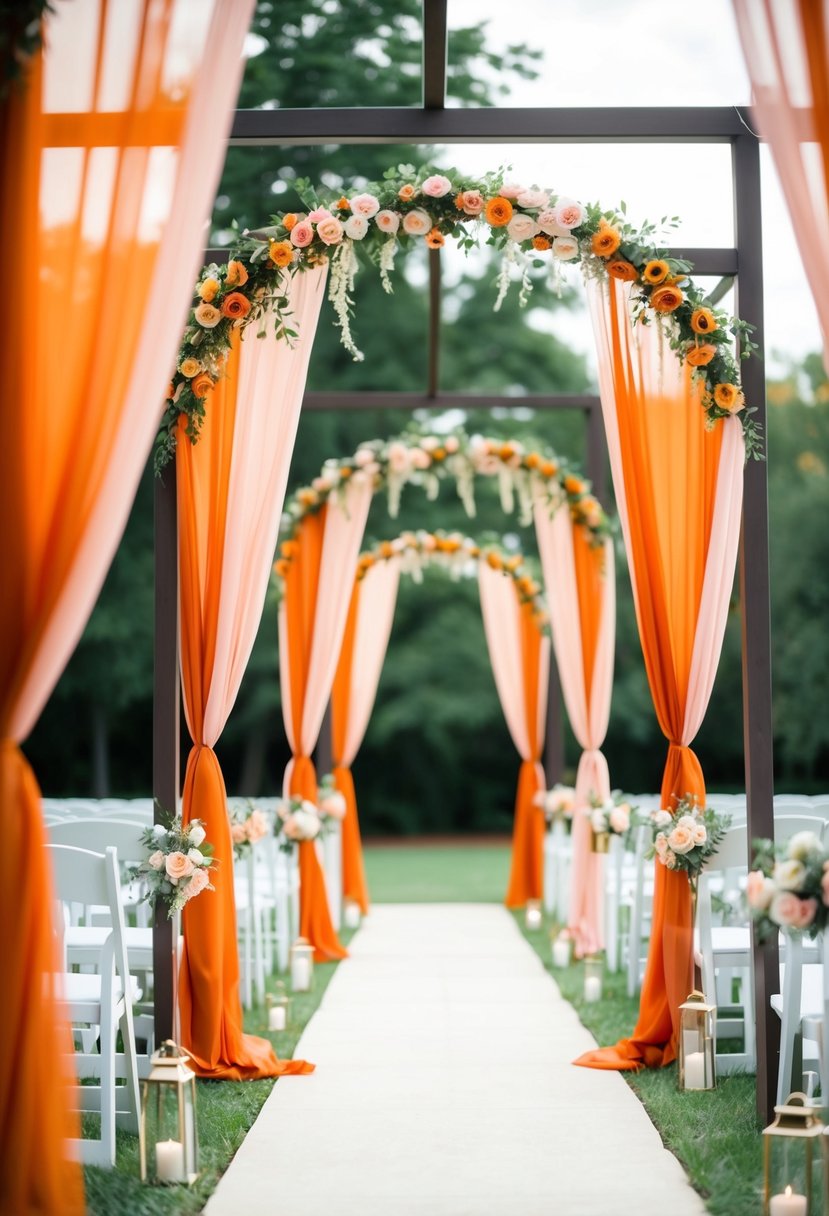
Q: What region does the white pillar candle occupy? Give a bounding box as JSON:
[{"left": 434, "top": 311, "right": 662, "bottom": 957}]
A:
[
  {"left": 292, "top": 956, "right": 312, "bottom": 992},
  {"left": 156, "top": 1139, "right": 185, "bottom": 1183},
  {"left": 525, "top": 906, "right": 542, "bottom": 931},
  {"left": 268, "top": 1004, "right": 286, "bottom": 1032},
  {"left": 683, "top": 1051, "right": 706, "bottom": 1090},
  {"left": 584, "top": 975, "right": 602, "bottom": 1002},
  {"left": 769, "top": 1187, "right": 807, "bottom": 1216},
  {"left": 552, "top": 939, "right": 571, "bottom": 969},
  {"left": 344, "top": 902, "right": 361, "bottom": 930}
]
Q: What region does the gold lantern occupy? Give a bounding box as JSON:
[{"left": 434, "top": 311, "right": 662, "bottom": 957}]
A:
[
  {"left": 763, "top": 1092, "right": 823, "bottom": 1216},
  {"left": 524, "top": 899, "right": 542, "bottom": 931},
  {"left": 266, "top": 981, "right": 291, "bottom": 1032},
  {"left": 591, "top": 829, "right": 610, "bottom": 854},
  {"left": 139, "top": 1041, "right": 199, "bottom": 1185},
  {"left": 290, "top": 936, "right": 314, "bottom": 992},
  {"left": 678, "top": 990, "right": 716, "bottom": 1092},
  {"left": 583, "top": 954, "right": 603, "bottom": 1002}
]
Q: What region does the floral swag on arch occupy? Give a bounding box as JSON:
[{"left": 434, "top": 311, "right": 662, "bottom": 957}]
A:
[{"left": 156, "top": 163, "right": 762, "bottom": 469}]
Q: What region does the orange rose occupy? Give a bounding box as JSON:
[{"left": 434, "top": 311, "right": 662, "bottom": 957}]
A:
[
  {"left": 336, "top": 196, "right": 350, "bottom": 210},
  {"left": 191, "top": 373, "right": 214, "bottom": 399},
  {"left": 197, "top": 276, "right": 220, "bottom": 302},
  {"left": 269, "top": 240, "right": 293, "bottom": 268},
  {"left": 686, "top": 343, "right": 717, "bottom": 367},
  {"left": 282, "top": 213, "right": 298, "bottom": 231},
  {"left": 532, "top": 234, "right": 552, "bottom": 251},
  {"left": 398, "top": 184, "right": 416, "bottom": 202},
  {"left": 499, "top": 443, "right": 515, "bottom": 460},
  {"left": 273, "top": 559, "right": 290, "bottom": 578},
  {"left": 486, "top": 551, "right": 503, "bottom": 570},
  {"left": 433, "top": 447, "right": 446, "bottom": 461},
  {"left": 651, "top": 284, "right": 684, "bottom": 313},
  {"left": 220, "top": 291, "right": 251, "bottom": 319},
  {"left": 485, "top": 196, "right": 513, "bottom": 227},
  {"left": 225, "top": 259, "right": 249, "bottom": 287},
  {"left": 454, "top": 193, "right": 465, "bottom": 211},
  {"left": 591, "top": 226, "right": 621, "bottom": 258},
  {"left": 713, "top": 383, "right": 745, "bottom": 413},
  {"left": 607, "top": 259, "right": 638, "bottom": 282},
  {"left": 468, "top": 545, "right": 480, "bottom": 558},
  {"left": 690, "top": 307, "right": 717, "bottom": 335},
  {"left": 297, "top": 488, "right": 318, "bottom": 507},
  {"left": 339, "top": 465, "right": 352, "bottom": 479},
  {"left": 525, "top": 451, "right": 541, "bottom": 469},
  {"left": 379, "top": 541, "right": 395, "bottom": 558},
  {"left": 425, "top": 227, "right": 445, "bottom": 249},
  {"left": 540, "top": 459, "right": 558, "bottom": 478},
  {"left": 564, "top": 474, "right": 584, "bottom": 494},
  {"left": 643, "top": 260, "right": 670, "bottom": 285},
  {"left": 165, "top": 381, "right": 174, "bottom": 400},
  {"left": 505, "top": 555, "right": 522, "bottom": 572}
]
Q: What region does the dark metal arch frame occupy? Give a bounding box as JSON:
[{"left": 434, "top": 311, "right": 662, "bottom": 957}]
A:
[{"left": 153, "top": 0, "right": 778, "bottom": 1122}]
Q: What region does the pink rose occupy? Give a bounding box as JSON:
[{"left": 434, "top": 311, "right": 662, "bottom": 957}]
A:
[
  {"left": 536, "top": 210, "right": 568, "bottom": 237},
  {"left": 375, "top": 209, "right": 400, "bottom": 234},
  {"left": 498, "top": 182, "right": 524, "bottom": 199},
  {"left": 792, "top": 898, "right": 818, "bottom": 930},
  {"left": 344, "top": 214, "right": 369, "bottom": 240},
  {"left": 354, "top": 447, "right": 375, "bottom": 466},
  {"left": 247, "top": 809, "right": 269, "bottom": 842},
  {"left": 290, "top": 220, "right": 314, "bottom": 248},
  {"left": 316, "top": 216, "right": 344, "bottom": 245},
  {"left": 822, "top": 866, "right": 829, "bottom": 907},
  {"left": 665, "top": 850, "right": 678, "bottom": 869},
  {"left": 410, "top": 447, "right": 431, "bottom": 470},
  {"left": 307, "top": 207, "right": 332, "bottom": 223},
  {"left": 507, "top": 213, "right": 540, "bottom": 243},
  {"left": 348, "top": 192, "right": 380, "bottom": 218},
  {"left": 747, "top": 870, "right": 775, "bottom": 910},
  {"left": 422, "top": 174, "right": 452, "bottom": 198},
  {"left": 554, "top": 198, "right": 586, "bottom": 230},
  {"left": 182, "top": 865, "right": 210, "bottom": 903},
  {"left": 667, "top": 824, "right": 695, "bottom": 855},
  {"left": 386, "top": 441, "right": 411, "bottom": 473},
  {"left": 165, "top": 851, "right": 194, "bottom": 882},
  {"left": 148, "top": 850, "right": 165, "bottom": 870},
  {"left": 654, "top": 832, "right": 669, "bottom": 857},
  {"left": 231, "top": 823, "right": 247, "bottom": 844},
  {"left": 402, "top": 209, "right": 432, "bottom": 237},
  {"left": 516, "top": 188, "right": 549, "bottom": 210},
  {"left": 609, "top": 806, "right": 630, "bottom": 834},
  {"left": 320, "top": 790, "right": 347, "bottom": 820},
  {"left": 770, "top": 890, "right": 808, "bottom": 928},
  {"left": 460, "top": 190, "right": 484, "bottom": 215},
  {"left": 445, "top": 435, "right": 460, "bottom": 453}
]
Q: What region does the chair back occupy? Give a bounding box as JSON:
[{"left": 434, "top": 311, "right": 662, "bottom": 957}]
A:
[
  {"left": 47, "top": 817, "right": 146, "bottom": 865},
  {"left": 775, "top": 814, "right": 827, "bottom": 845}
]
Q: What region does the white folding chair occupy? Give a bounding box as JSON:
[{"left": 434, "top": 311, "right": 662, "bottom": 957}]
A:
[
  {"left": 322, "top": 819, "right": 343, "bottom": 932},
  {"left": 625, "top": 823, "right": 654, "bottom": 997},
  {"left": 49, "top": 844, "right": 140, "bottom": 1167},
  {"left": 771, "top": 930, "right": 824, "bottom": 1104}
]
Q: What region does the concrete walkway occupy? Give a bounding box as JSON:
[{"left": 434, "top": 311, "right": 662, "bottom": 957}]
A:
[{"left": 206, "top": 905, "right": 707, "bottom": 1216}]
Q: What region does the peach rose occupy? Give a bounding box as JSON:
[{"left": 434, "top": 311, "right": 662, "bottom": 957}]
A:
[
  {"left": 194, "top": 302, "right": 222, "bottom": 328},
  {"left": 348, "top": 192, "right": 380, "bottom": 217},
  {"left": 553, "top": 235, "right": 579, "bottom": 260},
  {"left": 770, "top": 890, "right": 808, "bottom": 928},
  {"left": 247, "top": 809, "right": 269, "bottom": 842},
  {"left": 746, "top": 870, "right": 776, "bottom": 910},
  {"left": 231, "top": 822, "right": 247, "bottom": 844},
  {"left": 320, "top": 790, "right": 347, "bottom": 820},
  {"left": 307, "top": 207, "right": 332, "bottom": 223},
  {"left": 792, "top": 898, "right": 818, "bottom": 930},
  {"left": 191, "top": 373, "right": 214, "bottom": 399},
  {"left": 553, "top": 198, "right": 585, "bottom": 229},
  {"left": 398, "top": 184, "right": 417, "bottom": 202},
  {"left": 317, "top": 216, "right": 344, "bottom": 245},
  {"left": 402, "top": 209, "right": 432, "bottom": 236},
  {"left": 536, "top": 209, "right": 568, "bottom": 237},
  {"left": 460, "top": 190, "right": 484, "bottom": 215},
  {"left": 148, "top": 850, "right": 165, "bottom": 870},
  {"left": 666, "top": 824, "right": 695, "bottom": 855},
  {"left": 507, "top": 213, "right": 540, "bottom": 243},
  {"left": 516, "top": 188, "right": 549, "bottom": 211},
  {"left": 182, "top": 865, "right": 210, "bottom": 903},
  {"left": 655, "top": 833, "right": 669, "bottom": 857},
  {"left": 225, "top": 259, "right": 249, "bottom": 287},
  {"left": 692, "top": 822, "right": 708, "bottom": 846},
  {"left": 498, "top": 182, "right": 524, "bottom": 199},
  {"left": 609, "top": 806, "right": 630, "bottom": 834},
  {"left": 422, "top": 174, "right": 452, "bottom": 198},
  {"left": 165, "top": 851, "right": 194, "bottom": 882},
  {"left": 179, "top": 357, "right": 201, "bottom": 379},
  {"left": 375, "top": 209, "right": 400, "bottom": 234},
  {"left": 290, "top": 220, "right": 314, "bottom": 248}
]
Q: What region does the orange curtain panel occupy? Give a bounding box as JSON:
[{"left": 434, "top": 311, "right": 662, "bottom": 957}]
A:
[
  {"left": 176, "top": 267, "right": 326, "bottom": 1079},
  {"left": 535, "top": 504, "right": 615, "bottom": 956},
  {"left": 733, "top": 1, "right": 829, "bottom": 361},
  {"left": 576, "top": 278, "right": 745, "bottom": 1070},
  {"left": 0, "top": 2, "right": 253, "bottom": 1208},
  {"left": 279, "top": 478, "right": 374, "bottom": 959},
  {"left": 331, "top": 557, "right": 401, "bottom": 914},
  {"left": 478, "top": 561, "right": 550, "bottom": 907}
]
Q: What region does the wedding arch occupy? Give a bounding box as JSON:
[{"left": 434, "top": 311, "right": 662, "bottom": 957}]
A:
[{"left": 166, "top": 162, "right": 753, "bottom": 1089}]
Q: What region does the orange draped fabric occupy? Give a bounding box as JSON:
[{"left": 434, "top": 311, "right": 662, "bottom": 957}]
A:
[
  {"left": 577, "top": 278, "right": 743, "bottom": 1070},
  {"left": 0, "top": 1, "right": 253, "bottom": 1203},
  {"left": 176, "top": 346, "right": 312, "bottom": 1079},
  {"left": 505, "top": 603, "right": 547, "bottom": 907},
  {"left": 331, "top": 584, "right": 370, "bottom": 914},
  {"left": 282, "top": 508, "right": 348, "bottom": 962}
]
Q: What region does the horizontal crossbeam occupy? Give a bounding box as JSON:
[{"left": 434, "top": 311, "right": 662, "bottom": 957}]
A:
[{"left": 301, "top": 392, "right": 601, "bottom": 411}]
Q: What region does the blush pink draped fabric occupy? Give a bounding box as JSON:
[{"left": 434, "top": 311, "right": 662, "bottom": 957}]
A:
[
  {"left": 535, "top": 504, "right": 616, "bottom": 955},
  {"left": 177, "top": 267, "right": 326, "bottom": 1078},
  {"left": 732, "top": 0, "right": 829, "bottom": 362},
  {"left": 479, "top": 561, "right": 550, "bottom": 905}
]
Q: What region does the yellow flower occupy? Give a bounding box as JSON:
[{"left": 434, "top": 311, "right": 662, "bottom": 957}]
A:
[
  {"left": 269, "top": 240, "right": 294, "bottom": 268},
  {"left": 690, "top": 307, "right": 717, "bottom": 335},
  {"left": 642, "top": 260, "right": 670, "bottom": 285},
  {"left": 713, "top": 383, "right": 745, "bottom": 413},
  {"left": 486, "top": 551, "right": 503, "bottom": 571},
  {"left": 425, "top": 227, "right": 445, "bottom": 249},
  {"left": 651, "top": 284, "right": 684, "bottom": 313},
  {"left": 591, "top": 226, "right": 621, "bottom": 258},
  {"left": 179, "top": 357, "right": 201, "bottom": 378},
  {"left": 607, "top": 259, "right": 638, "bottom": 282},
  {"left": 686, "top": 343, "right": 717, "bottom": 367},
  {"left": 197, "top": 276, "right": 220, "bottom": 302},
  {"left": 225, "top": 259, "right": 249, "bottom": 287},
  {"left": 564, "top": 474, "right": 584, "bottom": 495}
]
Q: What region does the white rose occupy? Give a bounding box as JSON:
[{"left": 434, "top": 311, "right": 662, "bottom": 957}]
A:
[
  {"left": 652, "top": 809, "right": 673, "bottom": 828},
  {"left": 148, "top": 850, "right": 165, "bottom": 870},
  {"left": 187, "top": 847, "right": 204, "bottom": 865},
  {"left": 609, "top": 806, "right": 630, "bottom": 834},
  {"left": 375, "top": 209, "right": 400, "bottom": 234},
  {"left": 344, "top": 214, "right": 369, "bottom": 240},
  {"left": 506, "top": 213, "right": 540, "bottom": 243},
  {"left": 516, "top": 189, "right": 549, "bottom": 210},
  {"left": 188, "top": 823, "right": 206, "bottom": 847},
  {"left": 552, "top": 235, "right": 579, "bottom": 260},
  {"left": 773, "top": 858, "right": 807, "bottom": 892},
  {"left": 348, "top": 192, "right": 380, "bottom": 218},
  {"left": 692, "top": 823, "right": 708, "bottom": 846},
  {"left": 590, "top": 809, "right": 607, "bottom": 834},
  {"left": 354, "top": 447, "right": 375, "bottom": 466},
  {"left": 402, "top": 208, "right": 432, "bottom": 236},
  {"left": 787, "top": 831, "right": 823, "bottom": 862}
]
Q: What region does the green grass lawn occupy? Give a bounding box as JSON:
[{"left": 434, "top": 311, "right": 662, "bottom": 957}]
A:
[{"left": 85, "top": 842, "right": 766, "bottom": 1215}]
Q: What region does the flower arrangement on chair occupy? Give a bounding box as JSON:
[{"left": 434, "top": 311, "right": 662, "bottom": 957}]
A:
[
  {"left": 317, "top": 775, "right": 348, "bottom": 823},
  {"left": 131, "top": 817, "right": 216, "bottom": 917},
  {"left": 534, "top": 784, "right": 577, "bottom": 831},
  {"left": 274, "top": 797, "right": 323, "bottom": 854},
  {"left": 647, "top": 796, "right": 730, "bottom": 902},
  {"left": 229, "top": 800, "right": 270, "bottom": 859},
  {"left": 748, "top": 832, "right": 829, "bottom": 938},
  {"left": 586, "top": 791, "right": 637, "bottom": 852}
]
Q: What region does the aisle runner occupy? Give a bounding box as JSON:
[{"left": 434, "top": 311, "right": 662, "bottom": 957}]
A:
[{"left": 206, "top": 905, "right": 705, "bottom": 1216}]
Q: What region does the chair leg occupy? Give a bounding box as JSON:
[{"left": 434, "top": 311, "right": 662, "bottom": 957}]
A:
[
  {"left": 118, "top": 1003, "right": 141, "bottom": 1135},
  {"left": 99, "top": 1008, "right": 117, "bottom": 1167}
]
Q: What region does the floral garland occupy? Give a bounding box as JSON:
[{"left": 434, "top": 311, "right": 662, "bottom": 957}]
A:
[
  {"left": 273, "top": 430, "right": 610, "bottom": 560},
  {"left": 158, "top": 163, "right": 760, "bottom": 469}
]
